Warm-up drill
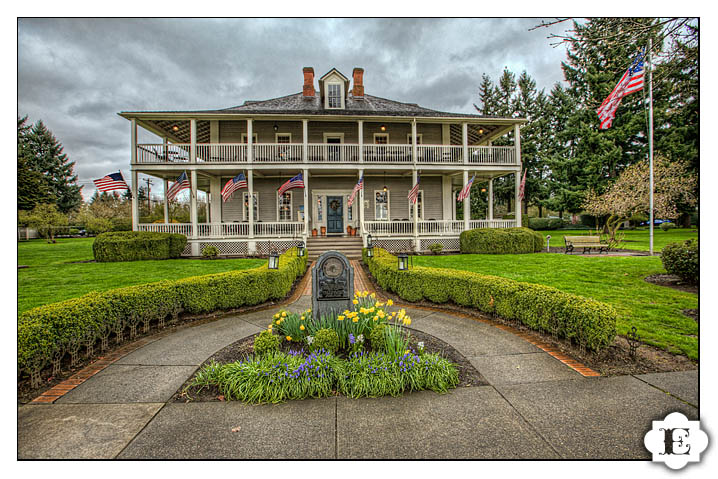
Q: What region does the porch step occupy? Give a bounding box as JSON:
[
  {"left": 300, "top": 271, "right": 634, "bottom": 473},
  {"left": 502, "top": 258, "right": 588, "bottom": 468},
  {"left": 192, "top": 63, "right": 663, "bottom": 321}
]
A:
[{"left": 306, "top": 236, "right": 363, "bottom": 260}]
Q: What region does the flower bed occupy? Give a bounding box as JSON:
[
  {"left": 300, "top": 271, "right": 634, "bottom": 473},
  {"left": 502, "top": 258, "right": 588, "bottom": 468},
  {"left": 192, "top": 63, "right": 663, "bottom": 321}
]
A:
[{"left": 185, "top": 292, "right": 460, "bottom": 403}]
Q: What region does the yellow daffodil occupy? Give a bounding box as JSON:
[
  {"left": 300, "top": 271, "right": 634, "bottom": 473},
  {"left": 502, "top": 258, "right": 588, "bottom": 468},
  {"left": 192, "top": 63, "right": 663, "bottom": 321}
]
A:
[
  {"left": 276, "top": 320, "right": 281, "bottom": 325},
  {"left": 273, "top": 313, "right": 279, "bottom": 319},
  {"left": 353, "top": 299, "right": 359, "bottom": 305},
  {"left": 376, "top": 301, "right": 384, "bottom": 307},
  {"left": 300, "top": 315, "right": 305, "bottom": 321},
  {"left": 300, "top": 325, "right": 305, "bottom": 331},
  {"left": 355, "top": 290, "right": 361, "bottom": 297},
  {"left": 286, "top": 336, "right": 292, "bottom": 341},
  {"left": 378, "top": 310, "right": 385, "bottom": 319},
  {"left": 370, "top": 293, "right": 376, "bottom": 299},
  {"left": 369, "top": 307, "right": 375, "bottom": 313},
  {"left": 387, "top": 299, "right": 393, "bottom": 306},
  {"left": 281, "top": 311, "right": 287, "bottom": 317},
  {"left": 404, "top": 350, "right": 411, "bottom": 355},
  {"left": 352, "top": 318, "right": 358, "bottom": 323},
  {"left": 373, "top": 316, "right": 378, "bottom": 321},
  {"left": 338, "top": 315, "right": 345, "bottom": 321}
]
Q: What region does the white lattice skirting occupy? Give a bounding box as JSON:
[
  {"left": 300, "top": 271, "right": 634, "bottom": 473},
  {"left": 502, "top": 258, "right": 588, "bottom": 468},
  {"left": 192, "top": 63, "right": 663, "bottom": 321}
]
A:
[
  {"left": 181, "top": 240, "right": 303, "bottom": 257},
  {"left": 419, "top": 237, "right": 461, "bottom": 252}
]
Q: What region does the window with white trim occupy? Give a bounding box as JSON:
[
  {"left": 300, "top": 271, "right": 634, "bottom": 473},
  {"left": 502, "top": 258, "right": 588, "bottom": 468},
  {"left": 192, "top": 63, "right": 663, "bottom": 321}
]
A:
[
  {"left": 327, "top": 83, "right": 342, "bottom": 108},
  {"left": 375, "top": 190, "right": 389, "bottom": 221},
  {"left": 408, "top": 190, "right": 424, "bottom": 220},
  {"left": 276, "top": 133, "right": 291, "bottom": 144},
  {"left": 241, "top": 133, "right": 258, "bottom": 143},
  {"left": 278, "top": 191, "right": 292, "bottom": 222},
  {"left": 374, "top": 133, "right": 389, "bottom": 144},
  {"left": 243, "top": 192, "right": 258, "bottom": 221},
  {"left": 407, "top": 134, "right": 423, "bottom": 144}
]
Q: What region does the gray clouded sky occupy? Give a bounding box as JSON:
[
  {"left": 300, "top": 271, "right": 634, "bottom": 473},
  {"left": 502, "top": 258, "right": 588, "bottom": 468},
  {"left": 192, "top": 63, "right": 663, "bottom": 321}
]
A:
[{"left": 18, "top": 17, "right": 571, "bottom": 200}]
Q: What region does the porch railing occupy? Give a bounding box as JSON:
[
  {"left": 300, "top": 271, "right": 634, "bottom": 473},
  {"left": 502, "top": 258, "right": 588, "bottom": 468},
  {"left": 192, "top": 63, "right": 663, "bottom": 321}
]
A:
[
  {"left": 254, "top": 222, "right": 305, "bottom": 237},
  {"left": 138, "top": 223, "right": 193, "bottom": 235},
  {"left": 363, "top": 219, "right": 518, "bottom": 236},
  {"left": 135, "top": 143, "right": 519, "bottom": 166}
]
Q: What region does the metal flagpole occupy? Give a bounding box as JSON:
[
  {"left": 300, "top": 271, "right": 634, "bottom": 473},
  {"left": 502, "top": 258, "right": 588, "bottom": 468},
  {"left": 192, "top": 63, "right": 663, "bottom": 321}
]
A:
[{"left": 648, "top": 39, "right": 655, "bottom": 256}]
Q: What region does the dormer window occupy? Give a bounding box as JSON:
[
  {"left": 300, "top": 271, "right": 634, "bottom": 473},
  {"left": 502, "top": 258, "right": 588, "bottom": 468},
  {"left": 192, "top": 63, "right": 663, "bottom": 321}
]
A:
[{"left": 327, "top": 83, "right": 342, "bottom": 109}]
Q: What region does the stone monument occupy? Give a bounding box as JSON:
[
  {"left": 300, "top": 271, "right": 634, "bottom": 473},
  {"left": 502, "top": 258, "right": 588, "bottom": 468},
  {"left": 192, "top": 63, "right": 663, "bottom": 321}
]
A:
[{"left": 312, "top": 250, "right": 354, "bottom": 318}]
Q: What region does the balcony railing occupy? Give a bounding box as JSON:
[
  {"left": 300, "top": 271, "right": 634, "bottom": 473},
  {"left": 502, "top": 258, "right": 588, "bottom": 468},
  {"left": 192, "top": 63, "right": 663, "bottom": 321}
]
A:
[
  {"left": 135, "top": 143, "right": 517, "bottom": 166},
  {"left": 363, "top": 219, "right": 518, "bottom": 236}
]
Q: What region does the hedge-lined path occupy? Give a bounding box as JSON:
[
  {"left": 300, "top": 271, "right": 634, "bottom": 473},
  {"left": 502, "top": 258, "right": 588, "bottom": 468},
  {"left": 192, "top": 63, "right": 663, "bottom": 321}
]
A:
[{"left": 19, "top": 265, "right": 698, "bottom": 459}]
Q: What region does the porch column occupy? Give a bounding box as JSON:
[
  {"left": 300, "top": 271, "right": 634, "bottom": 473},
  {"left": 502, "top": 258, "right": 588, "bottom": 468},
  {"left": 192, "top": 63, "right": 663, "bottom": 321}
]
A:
[
  {"left": 131, "top": 170, "right": 139, "bottom": 231},
  {"left": 411, "top": 119, "right": 418, "bottom": 166},
  {"left": 302, "top": 119, "right": 308, "bottom": 163},
  {"left": 462, "top": 123, "right": 468, "bottom": 165},
  {"left": 190, "top": 169, "right": 199, "bottom": 256},
  {"left": 247, "top": 169, "right": 255, "bottom": 254},
  {"left": 303, "top": 168, "right": 309, "bottom": 240},
  {"left": 163, "top": 178, "right": 169, "bottom": 223},
  {"left": 412, "top": 168, "right": 419, "bottom": 252},
  {"left": 130, "top": 119, "right": 138, "bottom": 230},
  {"left": 190, "top": 119, "right": 197, "bottom": 164},
  {"left": 514, "top": 170, "right": 521, "bottom": 227},
  {"left": 209, "top": 175, "right": 222, "bottom": 225},
  {"left": 358, "top": 120, "right": 364, "bottom": 163},
  {"left": 442, "top": 175, "right": 452, "bottom": 220},
  {"left": 514, "top": 123, "right": 522, "bottom": 227},
  {"left": 488, "top": 178, "right": 494, "bottom": 221},
  {"left": 247, "top": 119, "right": 253, "bottom": 164},
  {"left": 358, "top": 168, "right": 365, "bottom": 243},
  {"left": 463, "top": 170, "right": 470, "bottom": 232}
]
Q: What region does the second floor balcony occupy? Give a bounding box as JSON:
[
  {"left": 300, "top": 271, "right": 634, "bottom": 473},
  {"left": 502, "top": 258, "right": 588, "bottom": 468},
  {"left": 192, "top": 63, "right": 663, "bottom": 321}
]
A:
[{"left": 134, "top": 143, "right": 518, "bottom": 166}]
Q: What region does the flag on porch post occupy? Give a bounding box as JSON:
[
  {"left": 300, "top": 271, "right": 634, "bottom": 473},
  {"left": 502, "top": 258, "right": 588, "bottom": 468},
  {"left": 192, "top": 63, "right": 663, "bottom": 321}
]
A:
[
  {"left": 93, "top": 172, "right": 129, "bottom": 192},
  {"left": 278, "top": 173, "right": 305, "bottom": 196},
  {"left": 166, "top": 171, "right": 190, "bottom": 201},
  {"left": 596, "top": 48, "right": 645, "bottom": 129},
  {"left": 457, "top": 175, "right": 475, "bottom": 202},
  {"left": 347, "top": 176, "right": 364, "bottom": 207},
  {"left": 518, "top": 169, "right": 527, "bottom": 202},
  {"left": 221, "top": 172, "right": 248, "bottom": 202},
  {"left": 408, "top": 176, "right": 420, "bottom": 204}
]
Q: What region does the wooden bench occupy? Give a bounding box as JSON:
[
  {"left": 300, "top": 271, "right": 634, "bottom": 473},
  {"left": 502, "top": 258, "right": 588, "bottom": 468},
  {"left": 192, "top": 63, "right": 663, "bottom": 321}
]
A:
[{"left": 564, "top": 236, "right": 608, "bottom": 254}]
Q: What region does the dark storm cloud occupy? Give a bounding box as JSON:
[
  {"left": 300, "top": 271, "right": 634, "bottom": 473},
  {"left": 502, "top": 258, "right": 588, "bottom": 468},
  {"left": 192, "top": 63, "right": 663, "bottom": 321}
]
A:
[{"left": 18, "top": 18, "right": 569, "bottom": 199}]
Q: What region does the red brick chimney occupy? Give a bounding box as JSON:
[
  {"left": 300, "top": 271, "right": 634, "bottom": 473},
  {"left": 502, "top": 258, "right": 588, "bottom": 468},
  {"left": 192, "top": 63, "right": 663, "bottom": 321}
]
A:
[
  {"left": 352, "top": 67, "right": 364, "bottom": 97},
  {"left": 302, "top": 67, "right": 315, "bottom": 97}
]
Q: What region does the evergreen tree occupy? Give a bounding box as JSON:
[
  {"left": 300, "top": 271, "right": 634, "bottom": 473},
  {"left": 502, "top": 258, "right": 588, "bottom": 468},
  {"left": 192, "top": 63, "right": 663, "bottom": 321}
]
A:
[
  {"left": 23, "top": 119, "right": 83, "bottom": 213},
  {"left": 17, "top": 117, "right": 51, "bottom": 211}
]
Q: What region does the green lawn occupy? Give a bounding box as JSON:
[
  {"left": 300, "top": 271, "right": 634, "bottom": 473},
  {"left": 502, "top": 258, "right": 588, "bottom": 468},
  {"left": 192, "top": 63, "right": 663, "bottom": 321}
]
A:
[
  {"left": 18, "top": 238, "right": 266, "bottom": 313},
  {"left": 540, "top": 227, "right": 697, "bottom": 252},
  {"left": 414, "top": 253, "right": 698, "bottom": 360}
]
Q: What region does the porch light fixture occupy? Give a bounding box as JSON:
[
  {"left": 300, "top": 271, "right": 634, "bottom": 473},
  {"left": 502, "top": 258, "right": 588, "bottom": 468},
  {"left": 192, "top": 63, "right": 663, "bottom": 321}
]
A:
[
  {"left": 268, "top": 251, "right": 280, "bottom": 269},
  {"left": 297, "top": 241, "right": 306, "bottom": 257},
  {"left": 480, "top": 188, "right": 487, "bottom": 193},
  {"left": 398, "top": 253, "right": 410, "bottom": 271},
  {"left": 379, "top": 124, "right": 387, "bottom": 132},
  {"left": 172, "top": 125, "right": 180, "bottom": 132},
  {"left": 478, "top": 127, "right": 484, "bottom": 135},
  {"left": 273, "top": 123, "right": 279, "bottom": 132},
  {"left": 366, "top": 244, "right": 374, "bottom": 257},
  {"left": 366, "top": 234, "right": 373, "bottom": 248}
]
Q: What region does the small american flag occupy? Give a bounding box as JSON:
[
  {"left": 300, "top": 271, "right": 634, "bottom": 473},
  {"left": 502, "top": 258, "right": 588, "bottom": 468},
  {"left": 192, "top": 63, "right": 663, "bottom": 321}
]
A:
[
  {"left": 278, "top": 173, "right": 304, "bottom": 196},
  {"left": 457, "top": 175, "right": 475, "bottom": 202},
  {"left": 408, "top": 178, "right": 420, "bottom": 205},
  {"left": 166, "top": 172, "right": 190, "bottom": 201},
  {"left": 597, "top": 49, "right": 645, "bottom": 129},
  {"left": 347, "top": 176, "right": 364, "bottom": 207},
  {"left": 93, "top": 172, "right": 129, "bottom": 192},
  {"left": 518, "top": 169, "right": 527, "bottom": 202},
  {"left": 221, "top": 172, "right": 248, "bottom": 202}
]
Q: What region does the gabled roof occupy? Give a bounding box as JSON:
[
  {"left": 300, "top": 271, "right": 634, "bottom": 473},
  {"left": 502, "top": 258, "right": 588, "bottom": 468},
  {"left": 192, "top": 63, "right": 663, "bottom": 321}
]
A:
[{"left": 319, "top": 68, "right": 349, "bottom": 82}]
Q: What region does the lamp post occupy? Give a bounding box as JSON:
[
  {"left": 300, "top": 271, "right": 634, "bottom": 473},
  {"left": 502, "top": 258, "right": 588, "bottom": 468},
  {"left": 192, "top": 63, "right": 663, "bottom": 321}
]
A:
[
  {"left": 367, "top": 233, "right": 373, "bottom": 248},
  {"left": 297, "top": 241, "right": 306, "bottom": 257},
  {"left": 546, "top": 235, "right": 551, "bottom": 253},
  {"left": 398, "top": 253, "right": 409, "bottom": 271},
  {"left": 268, "top": 251, "right": 279, "bottom": 269}
]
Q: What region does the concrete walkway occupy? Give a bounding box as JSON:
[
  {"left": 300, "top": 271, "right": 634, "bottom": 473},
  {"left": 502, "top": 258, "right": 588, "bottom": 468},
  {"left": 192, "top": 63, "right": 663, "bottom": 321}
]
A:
[{"left": 18, "top": 266, "right": 699, "bottom": 460}]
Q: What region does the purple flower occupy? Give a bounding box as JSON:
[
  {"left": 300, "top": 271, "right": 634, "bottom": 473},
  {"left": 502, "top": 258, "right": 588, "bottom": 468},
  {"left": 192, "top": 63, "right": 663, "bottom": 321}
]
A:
[{"left": 349, "top": 333, "right": 356, "bottom": 345}]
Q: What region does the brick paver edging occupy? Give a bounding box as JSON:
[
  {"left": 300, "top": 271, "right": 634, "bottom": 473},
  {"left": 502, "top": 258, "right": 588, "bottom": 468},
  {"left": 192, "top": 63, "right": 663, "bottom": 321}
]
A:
[
  {"left": 30, "top": 264, "right": 315, "bottom": 404},
  {"left": 352, "top": 261, "right": 600, "bottom": 378}
]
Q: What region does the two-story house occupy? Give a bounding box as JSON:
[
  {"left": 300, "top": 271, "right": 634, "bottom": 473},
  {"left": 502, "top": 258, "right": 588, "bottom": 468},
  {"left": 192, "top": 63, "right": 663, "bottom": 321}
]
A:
[{"left": 119, "top": 67, "right": 525, "bottom": 258}]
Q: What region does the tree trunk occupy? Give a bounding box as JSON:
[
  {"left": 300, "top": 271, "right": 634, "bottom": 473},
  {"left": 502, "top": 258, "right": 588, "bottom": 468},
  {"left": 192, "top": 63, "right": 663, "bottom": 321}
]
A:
[{"left": 538, "top": 205, "right": 543, "bottom": 218}]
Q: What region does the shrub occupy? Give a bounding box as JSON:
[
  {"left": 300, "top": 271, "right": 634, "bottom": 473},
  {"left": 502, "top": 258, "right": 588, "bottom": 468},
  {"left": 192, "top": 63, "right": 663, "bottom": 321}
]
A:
[
  {"left": 660, "top": 222, "right": 677, "bottom": 231},
  {"left": 363, "top": 248, "right": 618, "bottom": 351},
  {"left": 18, "top": 248, "right": 307, "bottom": 380},
  {"left": 459, "top": 227, "right": 543, "bottom": 254},
  {"left": 528, "top": 217, "right": 564, "bottom": 230},
  {"left": 661, "top": 240, "right": 698, "bottom": 284},
  {"left": 428, "top": 243, "right": 443, "bottom": 254},
  {"left": 202, "top": 245, "right": 220, "bottom": 259},
  {"left": 312, "top": 328, "right": 340, "bottom": 353},
  {"left": 253, "top": 330, "right": 280, "bottom": 356},
  {"left": 92, "top": 231, "right": 187, "bottom": 262},
  {"left": 368, "top": 323, "right": 389, "bottom": 350},
  {"left": 85, "top": 217, "right": 114, "bottom": 235}
]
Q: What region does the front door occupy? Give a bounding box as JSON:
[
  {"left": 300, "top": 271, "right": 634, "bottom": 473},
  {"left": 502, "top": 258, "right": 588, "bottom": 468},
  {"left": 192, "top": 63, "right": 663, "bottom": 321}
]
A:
[{"left": 327, "top": 196, "right": 343, "bottom": 233}]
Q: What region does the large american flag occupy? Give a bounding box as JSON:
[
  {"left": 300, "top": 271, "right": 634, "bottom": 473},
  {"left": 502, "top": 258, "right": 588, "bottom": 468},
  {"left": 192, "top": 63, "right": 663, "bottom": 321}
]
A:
[
  {"left": 596, "top": 49, "right": 645, "bottom": 129},
  {"left": 347, "top": 176, "right": 364, "bottom": 207},
  {"left": 166, "top": 172, "right": 190, "bottom": 201},
  {"left": 408, "top": 177, "right": 420, "bottom": 205},
  {"left": 278, "top": 173, "right": 304, "bottom": 196},
  {"left": 518, "top": 169, "right": 527, "bottom": 202},
  {"left": 221, "top": 172, "right": 248, "bottom": 202},
  {"left": 93, "top": 172, "right": 129, "bottom": 192},
  {"left": 457, "top": 175, "right": 475, "bottom": 202}
]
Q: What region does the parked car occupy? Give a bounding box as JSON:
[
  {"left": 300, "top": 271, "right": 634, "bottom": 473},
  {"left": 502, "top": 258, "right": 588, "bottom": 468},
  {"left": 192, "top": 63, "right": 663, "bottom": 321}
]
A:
[{"left": 639, "top": 219, "right": 672, "bottom": 226}]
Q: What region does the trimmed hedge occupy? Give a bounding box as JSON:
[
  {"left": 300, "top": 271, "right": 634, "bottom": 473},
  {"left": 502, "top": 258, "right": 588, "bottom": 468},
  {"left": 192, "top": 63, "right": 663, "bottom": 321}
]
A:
[
  {"left": 363, "top": 248, "right": 617, "bottom": 351},
  {"left": 18, "top": 249, "right": 307, "bottom": 377},
  {"left": 661, "top": 240, "right": 699, "bottom": 284},
  {"left": 92, "top": 231, "right": 187, "bottom": 262},
  {"left": 528, "top": 217, "right": 565, "bottom": 231},
  {"left": 460, "top": 227, "right": 543, "bottom": 254}
]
